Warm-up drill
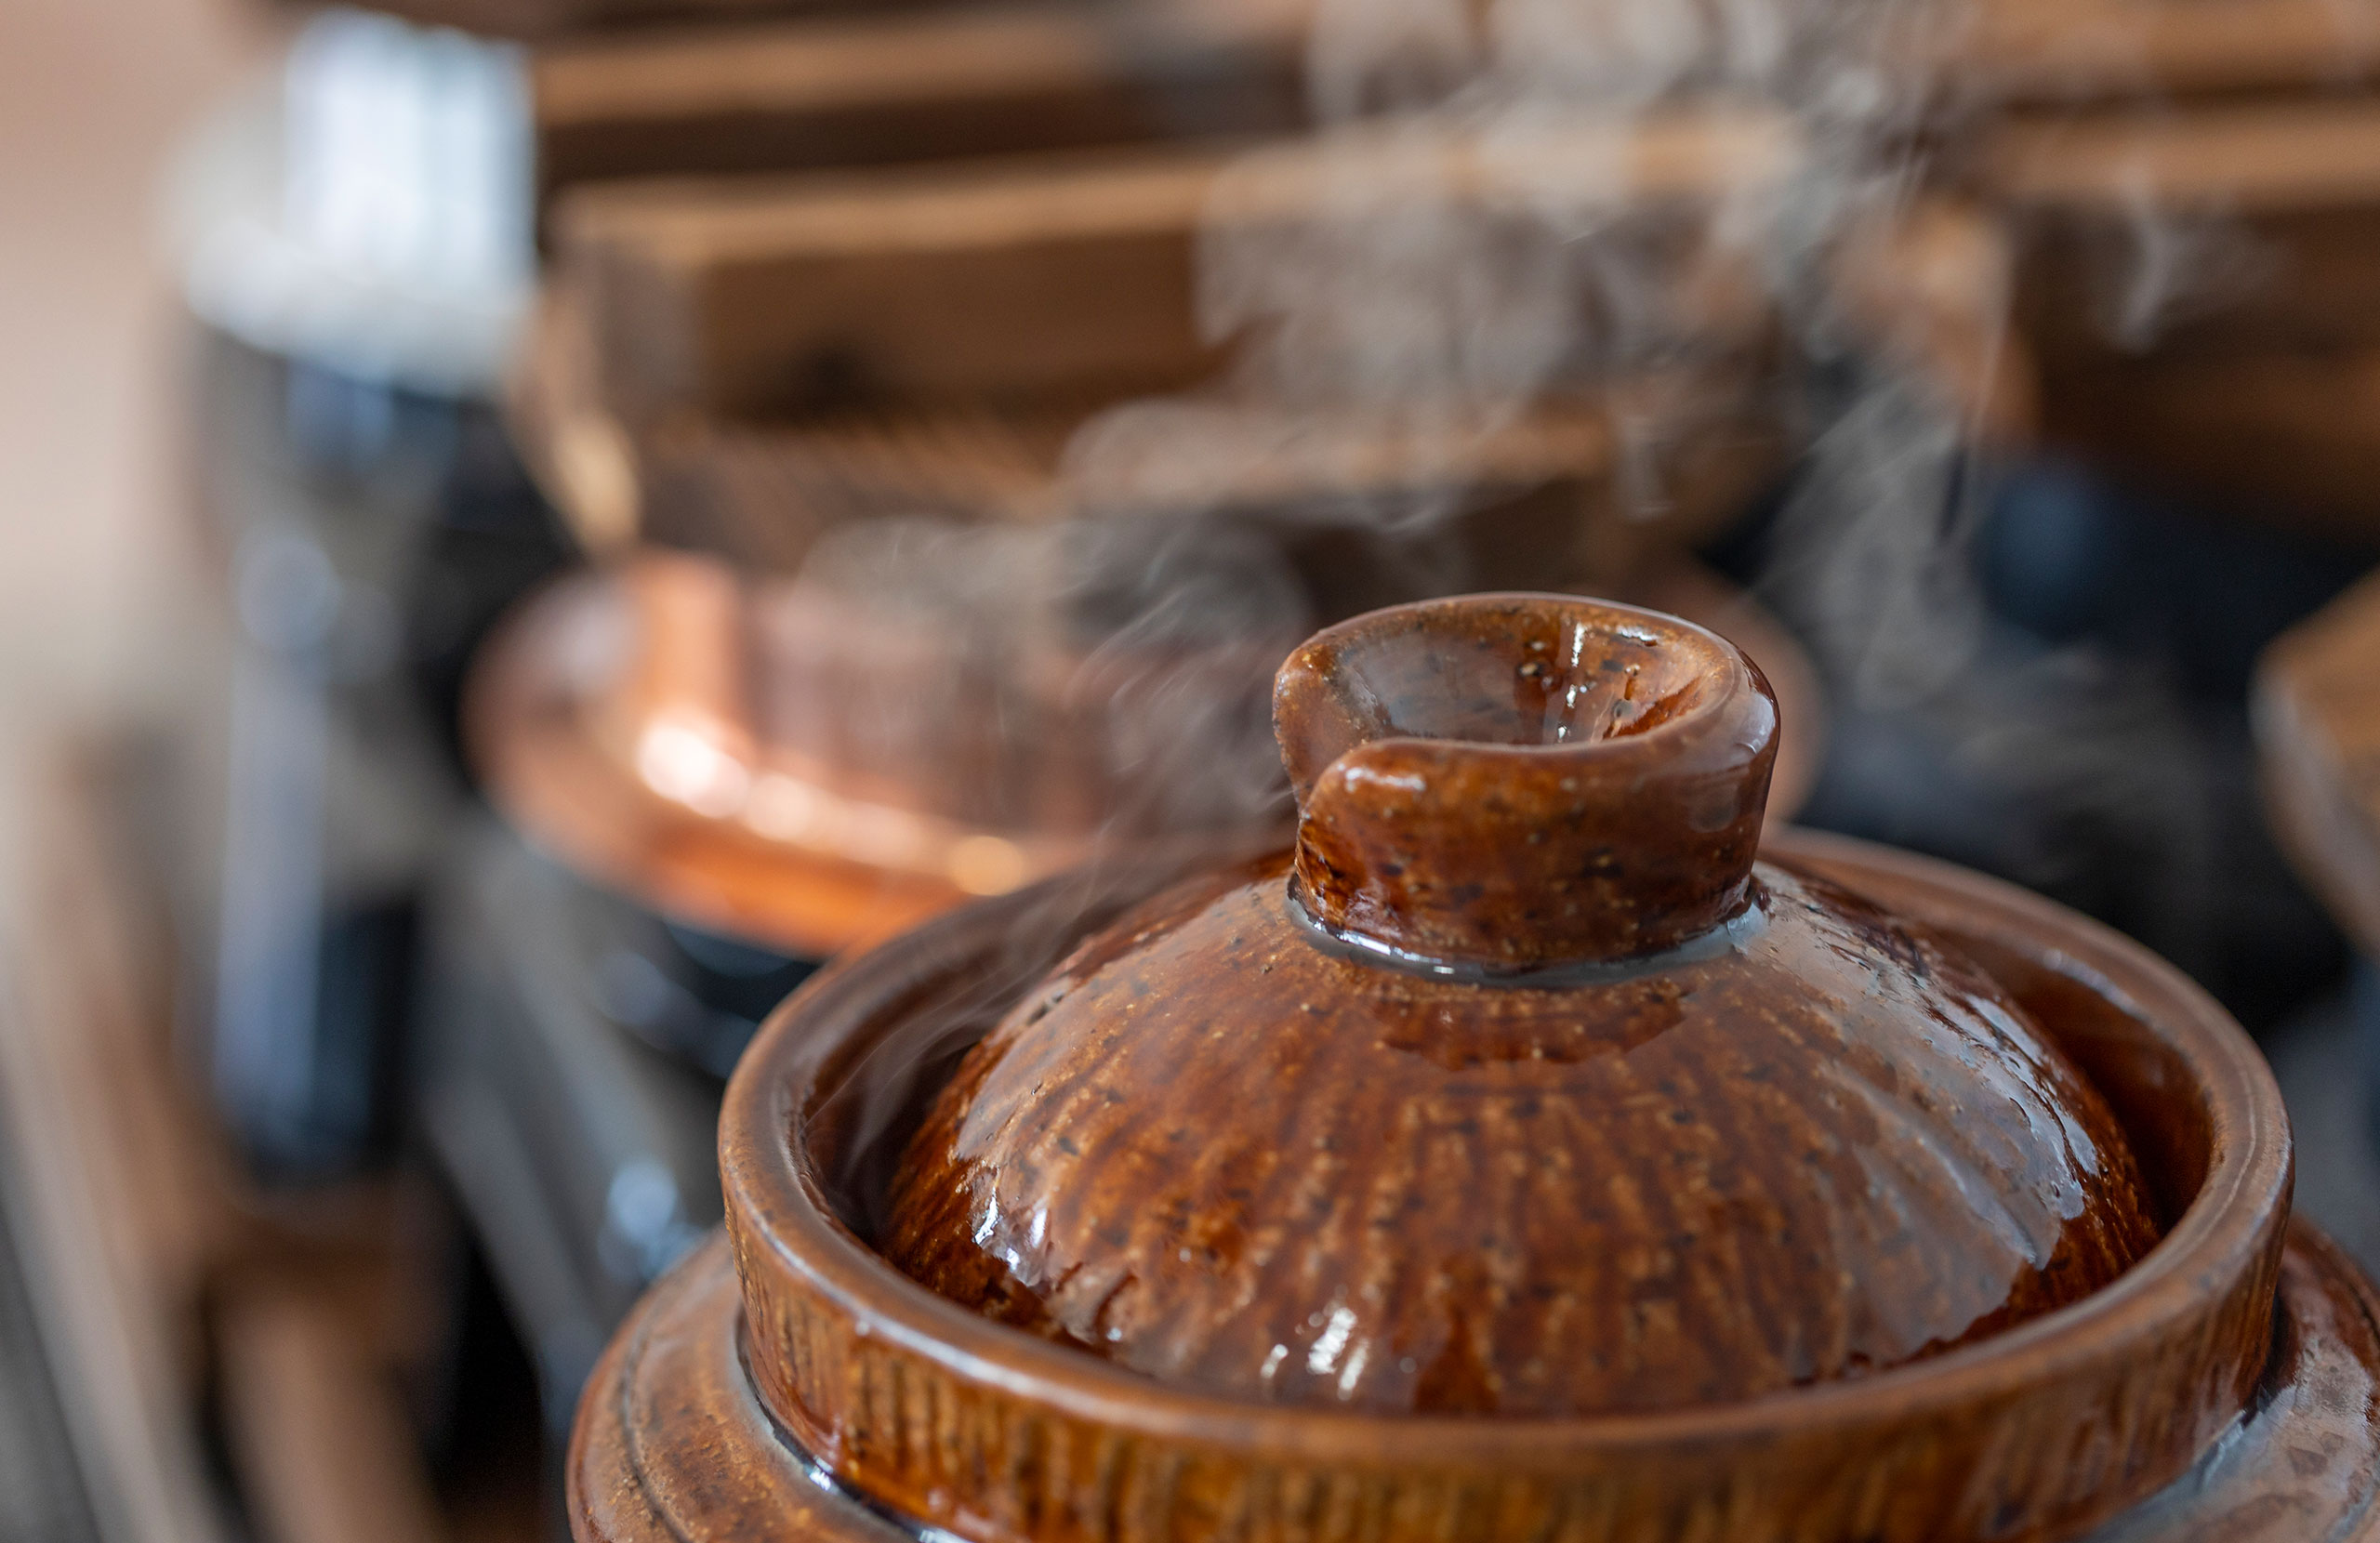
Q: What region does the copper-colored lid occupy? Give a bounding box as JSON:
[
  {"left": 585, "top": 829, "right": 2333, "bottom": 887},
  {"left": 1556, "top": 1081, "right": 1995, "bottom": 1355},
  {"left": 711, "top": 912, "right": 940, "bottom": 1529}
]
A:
[{"left": 883, "top": 593, "right": 2159, "bottom": 1417}]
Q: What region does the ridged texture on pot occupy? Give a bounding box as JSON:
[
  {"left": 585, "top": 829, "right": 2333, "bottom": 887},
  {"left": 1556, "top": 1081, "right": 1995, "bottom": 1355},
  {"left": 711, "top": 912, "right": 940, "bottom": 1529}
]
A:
[
  {"left": 882, "top": 851, "right": 2161, "bottom": 1416},
  {"left": 692, "top": 832, "right": 2292, "bottom": 1543},
  {"left": 583, "top": 1217, "right": 2380, "bottom": 1543}
]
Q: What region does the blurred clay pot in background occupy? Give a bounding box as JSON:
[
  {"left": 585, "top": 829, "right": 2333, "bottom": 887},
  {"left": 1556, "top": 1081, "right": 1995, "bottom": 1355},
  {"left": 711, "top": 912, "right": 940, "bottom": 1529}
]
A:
[{"left": 470, "top": 543, "right": 1823, "bottom": 960}]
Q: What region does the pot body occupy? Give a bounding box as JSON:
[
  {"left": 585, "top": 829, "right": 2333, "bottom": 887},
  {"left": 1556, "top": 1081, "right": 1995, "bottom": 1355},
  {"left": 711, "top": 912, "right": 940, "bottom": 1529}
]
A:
[{"left": 568, "top": 831, "right": 2380, "bottom": 1543}]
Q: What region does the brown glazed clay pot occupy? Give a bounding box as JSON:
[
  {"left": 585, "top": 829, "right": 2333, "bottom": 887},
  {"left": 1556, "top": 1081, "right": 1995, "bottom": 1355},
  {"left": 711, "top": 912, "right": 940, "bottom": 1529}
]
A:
[
  {"left": 572, "top": 595, "right": 2380, "bottom": 1543},
  {"left": 882, "top": 596, "right": 2162, "bottom": 1418}
]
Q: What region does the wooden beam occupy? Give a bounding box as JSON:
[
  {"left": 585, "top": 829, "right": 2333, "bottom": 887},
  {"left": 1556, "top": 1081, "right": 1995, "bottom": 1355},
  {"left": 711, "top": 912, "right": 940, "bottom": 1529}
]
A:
[
  {"left": 533, "top": 0, "right": 1307, "bottom": 204},
  {"left": 511, "top": 283, "right": 1785, "bottom": 577},
  {"left": 264, "top": 0, "right": 831, "bottom": 44},
  {"left": 1961, "top": 0, "right": 2380, "bottom": 100},
  {"left": 1985, "top": 100, "right": 2380, "bottom": 216},
  {"left": 2032, "top": 348, "right": 2380, "bottom": 545},
  {"left": 1977, "top": 99, "right": 2380, "bottom": 529},
  {"left": 560, "top": 142, "right": 1225, "bottom": 420},
  {"left": 554, "top": 108, "right": 1797, "bottom": 422}
]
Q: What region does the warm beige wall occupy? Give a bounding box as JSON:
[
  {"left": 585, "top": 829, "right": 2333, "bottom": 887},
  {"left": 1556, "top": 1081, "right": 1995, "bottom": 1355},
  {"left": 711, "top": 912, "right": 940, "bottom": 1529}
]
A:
[{"left": 0, "top": 0, "right": 272, "bottom": 730}]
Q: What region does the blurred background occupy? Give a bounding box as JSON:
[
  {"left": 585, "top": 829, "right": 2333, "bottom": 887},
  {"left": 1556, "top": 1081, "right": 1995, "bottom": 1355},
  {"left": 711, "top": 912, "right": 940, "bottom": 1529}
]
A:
[{"left": 4, "top": 0, "right": 2380, "bottom": 1537}]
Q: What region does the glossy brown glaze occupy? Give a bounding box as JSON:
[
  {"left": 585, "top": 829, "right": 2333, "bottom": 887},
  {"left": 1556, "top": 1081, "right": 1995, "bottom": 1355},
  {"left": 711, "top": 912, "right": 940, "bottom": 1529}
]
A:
[
  {"left": 1276, "top": 595, "right": 1778, "bottom": 969},
  {"left": 574, "top": 1215, "right": 2380, "bottom": 1543},
  {"left": 558, "top": 590, "right": 2334, "bottom": 1543},
  {"left": 680, "top": 831, "right": 2294, "bottom": 1543},
  {"left": 883, "top": 849, "right": 2160, "bottom": 1416},
  {"left": 882, "top": 596, "right": 2158, "bottom": 1418}
]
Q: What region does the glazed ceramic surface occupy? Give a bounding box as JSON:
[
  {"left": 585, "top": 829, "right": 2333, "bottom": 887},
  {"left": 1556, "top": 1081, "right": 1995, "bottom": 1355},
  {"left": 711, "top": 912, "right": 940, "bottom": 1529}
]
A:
[
  {"left": 693, "top": 829, "right": 2294, "bottom": 1543},
  {"left": 577, "top": 1215, "right": 2380, "bottom": 1543},
  {"left": 568, "top": 591, "right": 2373, "bottom": 1543},
  {"left": 884, "top": 596, "right": 2159, "bottom": 1417}
]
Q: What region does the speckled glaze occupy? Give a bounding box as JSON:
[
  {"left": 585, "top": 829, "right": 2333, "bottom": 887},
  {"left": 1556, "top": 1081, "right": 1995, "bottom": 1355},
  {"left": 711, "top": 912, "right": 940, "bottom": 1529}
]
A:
[
  {"left": 569, "top": 824, "right": 2341, "bottom": 1543},
  {"left": 566, "top": 592, "right": 2380, "bottom": 1543},
  {"left": 577, "top": 1215, "right": 2380, "bottom": 1543},
  {"left": 882, "top": 596, "right": 2158, "bottom": 1417},
  {"left": 1275, "top": 594, "right": 1778, "bottom": 969}
]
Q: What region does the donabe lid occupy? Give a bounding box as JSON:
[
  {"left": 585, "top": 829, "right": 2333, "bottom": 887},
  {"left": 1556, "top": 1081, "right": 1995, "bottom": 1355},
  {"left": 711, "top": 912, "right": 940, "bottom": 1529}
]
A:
[{"left": 884, "top": 594, "right": 2159, "bottom": 1418}]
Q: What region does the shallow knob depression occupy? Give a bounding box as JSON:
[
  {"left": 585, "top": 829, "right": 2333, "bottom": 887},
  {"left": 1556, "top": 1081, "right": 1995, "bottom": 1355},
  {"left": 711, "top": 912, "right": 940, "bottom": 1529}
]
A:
[{"left": 882, "top": 594, "right": 2162, "bottom": 1418}]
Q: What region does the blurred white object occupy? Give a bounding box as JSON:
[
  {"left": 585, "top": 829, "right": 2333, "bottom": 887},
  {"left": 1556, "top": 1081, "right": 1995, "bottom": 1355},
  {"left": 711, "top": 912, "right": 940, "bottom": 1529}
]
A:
[{"left": 167, "top": 9, "right": 534, "bottom": 396}]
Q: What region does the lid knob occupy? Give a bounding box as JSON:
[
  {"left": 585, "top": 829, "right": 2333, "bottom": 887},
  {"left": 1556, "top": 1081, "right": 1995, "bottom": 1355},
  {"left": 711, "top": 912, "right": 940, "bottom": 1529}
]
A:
[{"left": 1275, "top": 593, "right": 1778, "bottom": 970}]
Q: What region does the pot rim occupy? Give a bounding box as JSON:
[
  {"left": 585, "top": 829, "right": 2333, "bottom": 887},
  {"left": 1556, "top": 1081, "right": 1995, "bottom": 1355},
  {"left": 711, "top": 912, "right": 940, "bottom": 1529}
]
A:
[{"left": 719, "top": 824, "right": 2289, "bottom": 1466}]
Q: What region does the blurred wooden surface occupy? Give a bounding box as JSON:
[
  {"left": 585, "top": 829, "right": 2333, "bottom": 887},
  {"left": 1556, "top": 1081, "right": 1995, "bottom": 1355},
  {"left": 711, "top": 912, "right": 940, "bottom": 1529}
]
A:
[
  {"left": 0, "top": 754, "right": 235, "bottom": 1543},
  {"left": 531, "top": 0, "right": 1306, "bottom": 210},
  {"left": 512, "top": 277, "right": 1784, "bottom": 582},
  {"left": 218, "top": 1279, "right": 449, "bottom": 1543},
  {"left": 2258, "top": 572, "right": 2380, "bottom": 956},
  {"left": 1, "top": 746, "right": 543, "bottom": 1543},
  {"left": 2027, "top": 349, "right": 2380, "bottom": 546},
  {"left": 303, "top": 0, "right": 2380, "bottom": 63},
  {"left": 554, "top": 109, "right": 1792, "bottom": 423},
  {"left": 1963, "top": 0, "right": 2380, "bottom": 99},
  {"left": 270, "top": 0, "right": 826, "bottom": 43},
  {"left": 1983, "top": 100, "right": 2380, "bottom": 540}
]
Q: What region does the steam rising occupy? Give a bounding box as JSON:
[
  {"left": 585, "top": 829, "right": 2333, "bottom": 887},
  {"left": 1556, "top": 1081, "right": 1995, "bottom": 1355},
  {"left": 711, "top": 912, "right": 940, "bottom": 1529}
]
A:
[
  {"left": 764, "top": 0, "right": 2277, "bottom": 926},
  {"left": 1065, "top": 0, "right": 1976, "bottom": 727},
  {"left": 784, "top": 0, "right": 2318, "bottom": 1273}
]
